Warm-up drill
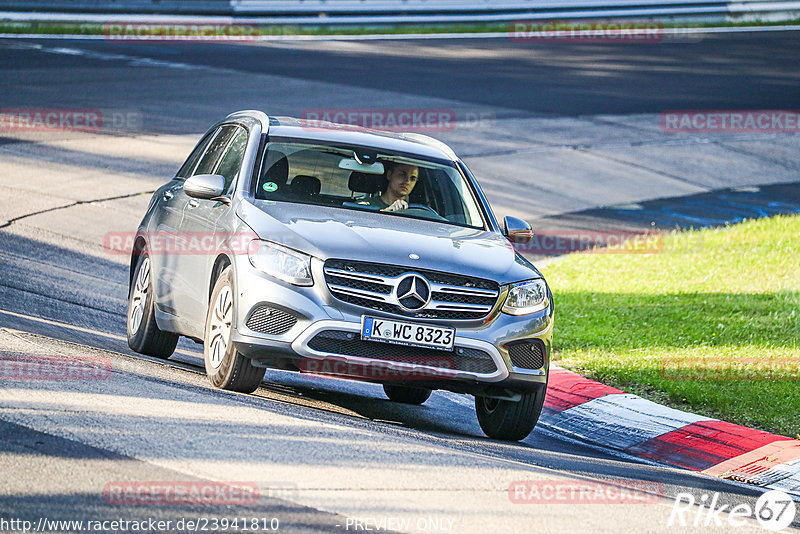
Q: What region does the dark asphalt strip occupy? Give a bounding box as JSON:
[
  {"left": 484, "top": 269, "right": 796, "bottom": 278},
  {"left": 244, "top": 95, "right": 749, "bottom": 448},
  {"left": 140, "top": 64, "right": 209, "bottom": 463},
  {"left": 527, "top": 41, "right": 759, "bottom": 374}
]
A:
[{"left": 523, "top": 180, "right": 800, "bottom": 260}]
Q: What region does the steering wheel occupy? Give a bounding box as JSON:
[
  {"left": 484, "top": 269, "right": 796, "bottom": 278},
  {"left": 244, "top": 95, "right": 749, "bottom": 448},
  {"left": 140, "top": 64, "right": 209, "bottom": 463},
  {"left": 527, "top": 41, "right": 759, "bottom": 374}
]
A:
[
  {"left": 404, "top": 203, "right": 438, "bottom": 214},
  {"left": 399, "top": 203, "right": 447, "bottom": 220}
]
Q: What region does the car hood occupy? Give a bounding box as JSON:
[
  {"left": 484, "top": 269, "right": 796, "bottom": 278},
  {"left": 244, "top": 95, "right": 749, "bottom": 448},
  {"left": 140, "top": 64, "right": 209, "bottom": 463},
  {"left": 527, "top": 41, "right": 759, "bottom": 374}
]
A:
[{"left": 237, "top": 199, "right": 541, "bottom": 285}]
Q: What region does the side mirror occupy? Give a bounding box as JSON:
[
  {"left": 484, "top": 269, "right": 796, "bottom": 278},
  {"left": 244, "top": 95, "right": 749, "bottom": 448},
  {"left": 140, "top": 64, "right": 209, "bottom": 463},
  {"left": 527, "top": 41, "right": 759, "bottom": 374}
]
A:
[
  {"left": 184, "top": 174, "right": 226, "bottom": 201},
  {"left": 503, "top": 216, "right": 534, "bottom": 244}
]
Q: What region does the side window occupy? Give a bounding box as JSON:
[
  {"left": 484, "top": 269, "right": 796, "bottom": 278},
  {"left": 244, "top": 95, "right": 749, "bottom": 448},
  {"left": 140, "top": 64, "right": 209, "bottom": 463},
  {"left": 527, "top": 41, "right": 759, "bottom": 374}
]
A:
[
  {"left": 175, "top": 130, "right": 217, "bottom": 179},
  {"left": 213, "top": 127, "right": 248, "bottom": 194},
  {"left": 193, "top": 125, "right": 237, "bottom": 177}
]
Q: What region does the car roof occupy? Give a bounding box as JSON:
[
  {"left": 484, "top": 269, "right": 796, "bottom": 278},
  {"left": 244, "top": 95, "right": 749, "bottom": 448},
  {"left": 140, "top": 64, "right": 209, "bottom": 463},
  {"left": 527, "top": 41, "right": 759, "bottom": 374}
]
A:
[{"left": 225, "top": 111, "right": 458, "bottom": 162}]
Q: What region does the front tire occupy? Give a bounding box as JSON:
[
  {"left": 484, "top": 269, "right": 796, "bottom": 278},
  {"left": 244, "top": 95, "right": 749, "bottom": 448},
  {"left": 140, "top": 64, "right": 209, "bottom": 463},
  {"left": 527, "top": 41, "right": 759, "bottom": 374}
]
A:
[
  {"left": 475, "top": 385, "right": 546, "bottom": 441},
  {"left": 383, "top": 384, "right": 432, "bottom": 405},
  {"left": 127, "top": 252, "right": 178, "bottom": 358},
  {"left": 204, "top": 266, "right": 265, "bottom": 393}
]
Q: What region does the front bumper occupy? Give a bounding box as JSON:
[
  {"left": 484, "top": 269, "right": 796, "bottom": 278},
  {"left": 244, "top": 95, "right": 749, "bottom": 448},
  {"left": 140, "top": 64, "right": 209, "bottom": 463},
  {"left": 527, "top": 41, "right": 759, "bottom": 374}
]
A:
[{"left": 231, "top": 255, "right": 553, "bottom": 393}]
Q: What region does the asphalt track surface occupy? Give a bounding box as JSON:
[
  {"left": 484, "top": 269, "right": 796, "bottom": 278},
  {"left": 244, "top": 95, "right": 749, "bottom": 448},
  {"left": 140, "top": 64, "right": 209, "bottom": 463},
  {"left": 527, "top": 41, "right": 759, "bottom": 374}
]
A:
[
  {"left": 0, "top": 33, "right": 799, "bottom": 533},
  {"left": 2, "top": 31, "right": 800, "bottom": 121}
]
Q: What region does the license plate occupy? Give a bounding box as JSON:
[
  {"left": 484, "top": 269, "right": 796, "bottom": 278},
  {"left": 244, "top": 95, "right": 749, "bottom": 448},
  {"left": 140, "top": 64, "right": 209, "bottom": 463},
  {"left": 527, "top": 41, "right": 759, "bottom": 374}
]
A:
[{"left": 361, "top": 316, "right": 455, "bottom": 351}]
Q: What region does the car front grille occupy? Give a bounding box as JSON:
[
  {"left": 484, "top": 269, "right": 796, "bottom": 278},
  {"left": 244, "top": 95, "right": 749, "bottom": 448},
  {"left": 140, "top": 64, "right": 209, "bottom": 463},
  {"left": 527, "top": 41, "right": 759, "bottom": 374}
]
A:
[
  {"left": 245, "top": 306, "right": 297, "bottom": 335},
  {"left": 506, "top": 340, "right": 546, "bottom": 370},
  {"left": 306, "top": 330, "right": 498, "bottom": 374},
  {"left": 323, "top": 259, "right": 500, "bottom": 320}
]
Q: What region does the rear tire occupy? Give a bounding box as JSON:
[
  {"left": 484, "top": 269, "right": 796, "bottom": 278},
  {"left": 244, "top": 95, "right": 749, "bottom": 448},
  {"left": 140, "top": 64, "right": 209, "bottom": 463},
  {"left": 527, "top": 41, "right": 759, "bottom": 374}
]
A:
[
  {"left": 204, "top": 266, "right": 265, "bottom": 393},
  {"left": 475, "top": 385, "right": 546, "bottom": 441},
  {"left": 127, "top": 252, "right": 178, "bottom": 359},
  {"left": 383, "top": 384, "right": 432, "bottom": 405}
]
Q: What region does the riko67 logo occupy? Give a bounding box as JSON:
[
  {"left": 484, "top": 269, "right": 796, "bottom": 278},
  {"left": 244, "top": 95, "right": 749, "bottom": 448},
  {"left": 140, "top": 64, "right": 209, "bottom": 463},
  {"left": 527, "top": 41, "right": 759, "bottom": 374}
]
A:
[{"left": 669, "top": 490, "right": 797, "bottom": 531}]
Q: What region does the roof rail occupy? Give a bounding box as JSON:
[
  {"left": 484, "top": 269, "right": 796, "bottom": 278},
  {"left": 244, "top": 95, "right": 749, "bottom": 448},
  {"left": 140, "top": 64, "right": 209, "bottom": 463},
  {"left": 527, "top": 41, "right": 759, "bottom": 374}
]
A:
[{"left": 226, "top": 110, "right": 270, "bottom": 131}]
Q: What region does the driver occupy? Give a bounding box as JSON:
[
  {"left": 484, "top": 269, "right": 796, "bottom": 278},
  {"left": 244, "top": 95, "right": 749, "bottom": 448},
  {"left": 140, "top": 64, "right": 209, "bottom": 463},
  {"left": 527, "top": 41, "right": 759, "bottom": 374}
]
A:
[{"left": 360, "top": 162, "right": 419, "bottom": 212}]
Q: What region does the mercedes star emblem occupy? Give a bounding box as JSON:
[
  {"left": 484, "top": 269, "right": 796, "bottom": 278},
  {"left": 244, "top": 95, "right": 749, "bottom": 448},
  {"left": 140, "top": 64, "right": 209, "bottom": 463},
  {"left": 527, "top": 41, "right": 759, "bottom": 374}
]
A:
[{"left": 396, "top": 274, "right": 431, "bottom": 311}]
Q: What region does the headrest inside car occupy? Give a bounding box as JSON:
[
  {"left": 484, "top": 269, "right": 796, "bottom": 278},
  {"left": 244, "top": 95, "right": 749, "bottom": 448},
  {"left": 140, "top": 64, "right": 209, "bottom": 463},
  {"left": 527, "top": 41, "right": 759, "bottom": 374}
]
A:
[
  {"left": 290, "top": 175, "right": 321, "bottom": 196},
  {"left": 262, "top": 152, "right": 289, "bottom": 186},
  {"left": 348, "top": 171, "right": 382, "bottom": 194}
]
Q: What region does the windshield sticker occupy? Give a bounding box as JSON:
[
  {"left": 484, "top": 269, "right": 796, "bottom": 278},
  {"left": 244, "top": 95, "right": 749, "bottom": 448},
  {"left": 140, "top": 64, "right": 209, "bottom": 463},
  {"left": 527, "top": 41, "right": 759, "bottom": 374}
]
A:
[{"left": 262, "top": 182, "right": 278, "bottom": 192}]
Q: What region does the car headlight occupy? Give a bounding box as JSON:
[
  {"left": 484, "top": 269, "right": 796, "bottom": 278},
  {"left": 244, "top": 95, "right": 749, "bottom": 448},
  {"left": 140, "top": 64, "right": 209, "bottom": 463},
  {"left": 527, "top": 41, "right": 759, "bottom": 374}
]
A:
[
  {"left": 502, "top": 279, "right": 549, "bottom": 315},
  {"left": 247, "top": 240, "right": 313, "bottom": 286}
]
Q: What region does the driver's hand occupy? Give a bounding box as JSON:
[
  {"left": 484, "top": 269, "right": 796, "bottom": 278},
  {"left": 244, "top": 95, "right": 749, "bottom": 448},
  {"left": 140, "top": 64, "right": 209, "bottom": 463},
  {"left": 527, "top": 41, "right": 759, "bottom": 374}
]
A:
[{"left": 382, "top": 199, "right": 408, "bottom": 212}]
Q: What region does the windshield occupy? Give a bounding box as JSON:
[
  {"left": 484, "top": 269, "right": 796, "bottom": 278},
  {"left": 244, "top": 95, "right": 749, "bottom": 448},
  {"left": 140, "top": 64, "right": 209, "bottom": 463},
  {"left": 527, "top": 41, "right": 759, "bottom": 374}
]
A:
[{"left": 254, "top": 141, "right": 486, "bottom": 229}]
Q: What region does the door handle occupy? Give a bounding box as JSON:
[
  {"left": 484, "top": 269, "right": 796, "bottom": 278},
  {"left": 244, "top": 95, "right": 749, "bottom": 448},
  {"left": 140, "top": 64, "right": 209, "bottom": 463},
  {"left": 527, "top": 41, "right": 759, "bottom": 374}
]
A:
[
  {"left": 162, "top": 190, "right": 174, "bottom": 201},
  {"left": 188, "top": 199, "right": 199, "bottom": 209}
]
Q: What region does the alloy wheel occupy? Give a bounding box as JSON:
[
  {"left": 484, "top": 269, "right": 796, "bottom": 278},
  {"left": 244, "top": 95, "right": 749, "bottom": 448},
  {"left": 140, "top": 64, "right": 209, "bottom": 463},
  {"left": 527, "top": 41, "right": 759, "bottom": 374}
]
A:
[
  {"left": 128, "top": 257, "right": 150, "bottom": 334},
  {"left": 208, "top": 285, "right": 233, "bottom": 370}
]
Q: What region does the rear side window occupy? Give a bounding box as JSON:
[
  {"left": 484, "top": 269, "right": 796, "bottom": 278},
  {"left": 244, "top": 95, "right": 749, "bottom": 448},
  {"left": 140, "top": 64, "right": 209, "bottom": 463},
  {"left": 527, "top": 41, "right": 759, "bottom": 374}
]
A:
[
  {"left": 175, "top": 129, "right": 217, "bottom": 179},
  {"left": 193, "top": 125, "right": 237, "bottom": 177}
]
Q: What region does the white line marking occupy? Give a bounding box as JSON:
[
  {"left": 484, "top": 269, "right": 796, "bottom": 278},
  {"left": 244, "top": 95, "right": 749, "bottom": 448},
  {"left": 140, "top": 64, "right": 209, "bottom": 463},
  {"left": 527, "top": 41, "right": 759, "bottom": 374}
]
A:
[
  {"left": 764, "top": 460, "right": 800, "bottom": 498},
  {"left": 6, "top": 41, "right": 207, "bottom": 71}
]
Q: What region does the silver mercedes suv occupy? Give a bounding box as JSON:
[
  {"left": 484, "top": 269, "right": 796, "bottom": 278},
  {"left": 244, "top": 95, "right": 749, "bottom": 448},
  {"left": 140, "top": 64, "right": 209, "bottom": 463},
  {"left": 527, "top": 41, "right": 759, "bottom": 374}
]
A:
[{"left": 127, "top": 110, "right": 553, "bottom": 440}]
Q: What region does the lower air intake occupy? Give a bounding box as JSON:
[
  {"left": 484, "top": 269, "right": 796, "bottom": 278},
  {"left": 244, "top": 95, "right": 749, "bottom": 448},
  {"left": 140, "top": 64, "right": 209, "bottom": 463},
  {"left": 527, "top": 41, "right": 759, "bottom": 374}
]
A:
[
  {"left": 245, "top": 306, "right": 297, "bottom": 335},
  {"left": 506, "top": 340, "right": 546, "bottom": 370}
]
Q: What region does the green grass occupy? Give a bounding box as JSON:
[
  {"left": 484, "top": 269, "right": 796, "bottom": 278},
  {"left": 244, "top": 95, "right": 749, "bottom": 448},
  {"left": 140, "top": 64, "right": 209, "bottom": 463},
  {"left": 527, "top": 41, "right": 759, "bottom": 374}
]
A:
[
  {"left": 542, "top": 215, "right": 800, "bottom": 438},
  {"left": 1, "top": 18, "right": 799, "bottom": 37}
]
